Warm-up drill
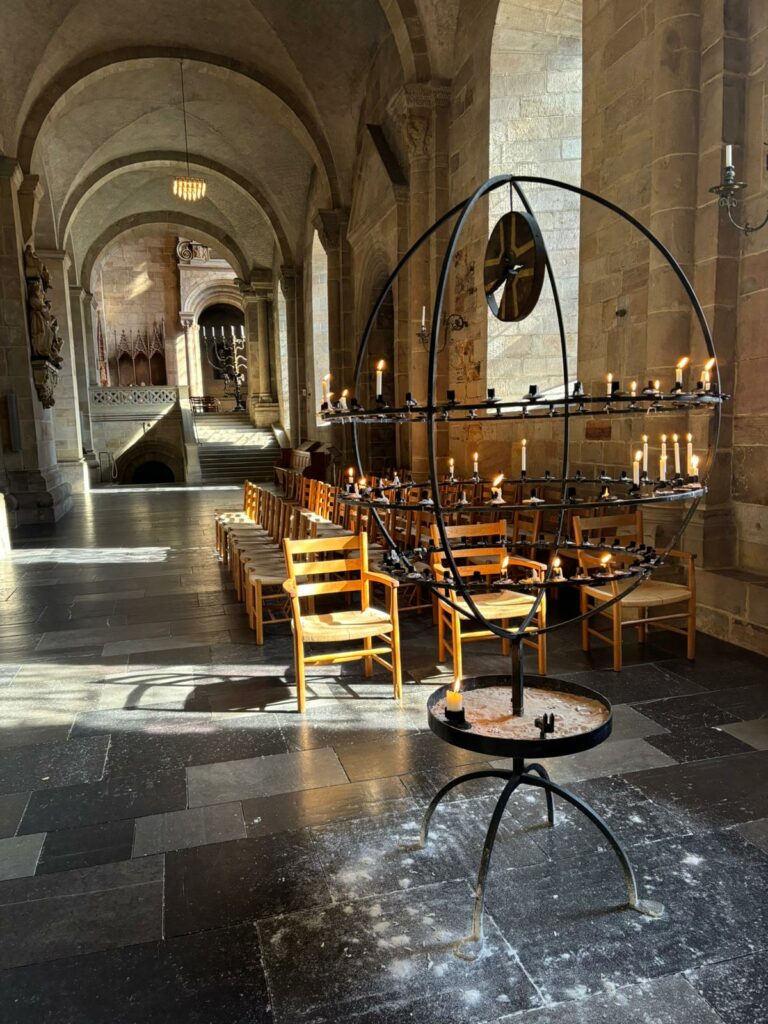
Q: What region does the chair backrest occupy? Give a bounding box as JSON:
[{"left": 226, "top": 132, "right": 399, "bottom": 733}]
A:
[
  {"left": 430, "top": 520, "right": 506, "bottom": 580},
  {"left": 283, "top": 532, "right": 369, "bottom": 601},
  {"left": 511, "top": 507, "right": 543, "bottom": 546},
  {"left": 572, "top": 510, "right": 643, "bottom": 566}
]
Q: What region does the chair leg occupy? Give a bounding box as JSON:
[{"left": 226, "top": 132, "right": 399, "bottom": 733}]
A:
[
  {"left": 612, "top": 602, "right": 622, "bottom": 672},
  {"left": 437, "top": 606, "right": 445, "bottom": 662},
  {"left": 390, "top": 613, "right": 403, "bottom": 700},
  {"left": 580, "top": 591, "right": 590, "bottom": 652},
  {"left": 637, "top": 607, "right": 647, "bottom": 644},
  {"left": 363, "top": 635, "right": 373, "bottom": 677},
  {"left": 687, "top": 598, "right": 696, "bottom": 660},
  {"left": 452, "top": 614, "right": 463, "bottom": 685},
  {"left": 253, "top": 579, "right": 264, "bottom": 646},
  {"left": 295, "top": 634, "right": 306, "bottom": 713}
]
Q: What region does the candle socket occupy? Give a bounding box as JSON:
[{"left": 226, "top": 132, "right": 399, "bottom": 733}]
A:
[
  {"left": 445, "top": 706, "right": 467, "bottom": 725},
  {"left": 611, "top": 380, "right": 621, "bottom": 395},
  {"left": 446, "top": 389, "right": 456, "bottom": 404}
]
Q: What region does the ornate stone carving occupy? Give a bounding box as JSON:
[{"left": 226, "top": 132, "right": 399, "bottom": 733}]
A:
[
  {"left": 31, "top": 359, "right": 59, "bottom": 409},
  {"left": 24, "top": 244, "right": 62, "bottom": 407},
  {"left": 176, "top": 239, "right": 212, "bottom": 263}
]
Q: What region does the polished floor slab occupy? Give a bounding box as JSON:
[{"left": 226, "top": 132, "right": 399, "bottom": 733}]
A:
[{"left": 0, "top": 489, "right": 766, "bottom": 1022}]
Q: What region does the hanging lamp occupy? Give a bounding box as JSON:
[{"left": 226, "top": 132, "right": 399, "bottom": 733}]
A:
[{"left": 172, "top": 60, "right": 207, "bottom": 202}]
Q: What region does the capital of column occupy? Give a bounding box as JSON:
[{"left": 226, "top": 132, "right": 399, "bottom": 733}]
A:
[
  {"left": 0, "top": 156, "right": 23, "bottom": 187},
  {"left": 68, "top": 284, "right": 87, "bottom": 303},
  {"left": 235, "top": 269, "right": 272, "bottom": 300},
  {"left": 312, "top": 208, "right": 349, "bottom": 251},
  {"left": 179, "top": 311, "right": 195, "bottom": 330},
  {"left": 37, "top": 248, "right": 71, "bottom": 272}
]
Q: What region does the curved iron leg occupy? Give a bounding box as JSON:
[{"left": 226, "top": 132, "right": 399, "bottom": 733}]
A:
[
  {"left": 521, "top": 775, "right": 664, "bottom": 918},
  {"left": 457, "top": 774, "right": 523, "bottom": 958},
  {"left": 522, "top": 762, "right": 555, "bottom": 825},
  {"left": 418, "top": 769, "right": 514, "bottom": 848}
]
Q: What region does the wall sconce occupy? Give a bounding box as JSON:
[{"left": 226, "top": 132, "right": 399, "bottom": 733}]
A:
[
  {"left": 417, "top": 311, "right": 468, "bottom": 352},
  {"left": 709, "top": 143, "right": 768, "bottom": 236}
]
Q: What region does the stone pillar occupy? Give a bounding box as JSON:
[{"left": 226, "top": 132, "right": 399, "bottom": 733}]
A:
[
  {"left": 255, "top": 295, "right": 273, "bottom": 399},
  {"left": 238, "top": 272, "right": 278, "bottom": 425},
  {"left": 69, "top": 284, "right": 96, "bottom": 466},
  {"left": 280, "top": 265, "right": 305, "bottom": 443},
  {"left": 179, "top": 313, "right": 203, "bottom": 395},
  {"left": 0, "top": 157, "right": 71, "bottom": 524},
  {"left": 38, "top": 248, "right": 86, "bottom": 491}
]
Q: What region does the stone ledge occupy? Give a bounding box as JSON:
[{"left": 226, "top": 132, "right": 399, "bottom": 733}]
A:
[{"left": 696, "top": 566, "right": 768, "bottom": 656}]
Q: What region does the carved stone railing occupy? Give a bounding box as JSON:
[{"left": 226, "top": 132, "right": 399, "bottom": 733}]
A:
[{"left": 90, "top": 386, "right": 179, "bottom": 407}]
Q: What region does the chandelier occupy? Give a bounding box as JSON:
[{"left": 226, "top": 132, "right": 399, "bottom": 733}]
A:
[{"left": 172, "top": 60, "right": 207, "bottom": 203}]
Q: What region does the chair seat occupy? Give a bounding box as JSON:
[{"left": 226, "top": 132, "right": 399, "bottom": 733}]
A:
[
  {"left": 297, "top": 606, "right": 393, "bottom": 642},
  {"left": 452, "top": 590, "right": 536, "bottom": 620},
  {"left": 584, "top": 579, "right": 691, "bottom": 607}
]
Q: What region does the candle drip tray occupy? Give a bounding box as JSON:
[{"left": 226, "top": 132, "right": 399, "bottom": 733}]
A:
[{"left": 421, "top": 675, "right": 663, "bottom": 958}]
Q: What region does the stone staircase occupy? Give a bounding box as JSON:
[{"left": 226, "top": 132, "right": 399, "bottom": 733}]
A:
[{"left": 194, "top": 412, "right": 281, "bottom": 485}]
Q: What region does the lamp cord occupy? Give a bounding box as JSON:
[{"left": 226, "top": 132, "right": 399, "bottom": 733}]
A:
[{"left": 180, "top": 59, "right": 191, "bottom": 177}]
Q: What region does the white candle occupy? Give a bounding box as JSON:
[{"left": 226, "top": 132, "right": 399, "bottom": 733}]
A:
[
  {"left": 690, "top": 454, "right": 700, "bottom": 479},
  {"left": 630, "top": 380, "right": 637, "bottom": 398},
  {"left": 642, "top": 434, "right": 649, "bottom": 473},
  {"left": 375, "top": 359, "right": 385, "bottom": 397},
  {"left": 606, "top": 372, "right": 613, "bottom": 397},
  {"left": 340, "top": 388, "right": 349, "bottom": 411},
  {"left": 659, "top": 453, "right": 667, "bottom": 482},
  {"left": 725, "top": 143, "right": 733, "bottom": 167},
  {"left": 661, "top": 434, "right": 667, "bottom": 459},
  {"left": 654, "top": 379, "right": 661, "bottom": 392},
  {"left": 347, "top": 466, "right": 354, "bottom": 484},
  {"left": 446, "top": 687, "right": 463, "bottom": 712},
  {"left": 448, "top": 457, "right": 455, "bottom": 478},
  {"left": 633, "top": 450, "right": 642, "bottom": 486},
  {"left": 421, "top": 305, "right": 426, "bottom": 329},
  {"left": 673, "top": 434, "right": 681, "bottom": 475},
  {"left": 551, "top": 557, "right": 563, "bottom": 580},
  {"left": 686, "top": 433, "right": 693, "bottom": 475},
  {"left": 491, "top": 472, "right": 504, "bottom": 500},
  {"left": 703, "top": 357, "right": 715, "bottom": 390},
  {"left": 473, "top": 451, "right": 479, "bottom": 475},
  {"left": 675, "top": 357, "right": 689, "bottom": 387},
  {"left": 521, "top": 438, "right": 527, "bottom": 473},
  {"left": 321, "top": 374, "right": 330, "bottom": 402}
]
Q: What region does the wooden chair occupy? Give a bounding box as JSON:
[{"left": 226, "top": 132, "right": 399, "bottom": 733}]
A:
[
  {"left": 431, "top": 521, "right": 547, "bottom": 683},
  {"left": 282, "top": 532, "right": 402, "bottom": 712},
  {"left": 572, "top": 511, "right": 696, "bottom": 671}
]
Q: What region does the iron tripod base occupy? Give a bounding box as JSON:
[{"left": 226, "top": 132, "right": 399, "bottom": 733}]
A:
[{"left": 418, "top": 760, "right": 664, "bottom": 960}]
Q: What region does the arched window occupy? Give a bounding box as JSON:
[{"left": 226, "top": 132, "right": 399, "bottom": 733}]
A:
[
  {"left": 310, "top": 231, "right": 330, "bottom": 428},
  {"left": 488, "top": 1, "right": 582, "bottom": 398}
]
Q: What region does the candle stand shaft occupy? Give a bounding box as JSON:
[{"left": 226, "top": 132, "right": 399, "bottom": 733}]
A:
[{"left": 511, "top": 641, "right": 525, "bottom": 717}]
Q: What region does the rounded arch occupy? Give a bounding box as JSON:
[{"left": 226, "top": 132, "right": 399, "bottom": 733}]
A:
[
  {"left": 60, "top": 152, "right": 293, "bottom": 263},
  {"left": 16, "top": 47, "right": 339, "bottom": 206},
  {"left": 377, "top": 0, "right": 432, "bottom": 82},
  {"left": 82, "top": 213, "right": 250, "bottom": 289},
  {"left": 184, "top": 280, "right": 244, "bottom": 324}
]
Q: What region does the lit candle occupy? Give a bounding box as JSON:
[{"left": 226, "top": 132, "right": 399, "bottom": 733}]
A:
[
  {"left": 661, "top": 434, "right": 668, "bottom": 459},
  {"left": 630, "top": 380, "right": 637, "bottom": 398},
  {"left": 501, "top": 555, "right": 511, "bottom": 579},
  {"left": 521, "top": 438, "right": 527, "bottom": 473},
  {"left": 725, "top": 143, "right": 733, "bottom": 168},
  {"left": 686, "top": 433, "right": 693, "bottom": 475},
  {"left": 445, "top": 686, "right": 463, "bottom": 712},
  {"left": 448, "top": 456, "right": 455, "bottom": 478},
  {"left": 375, "top": 360, "right": 385, "bottom": 398},
  {"left": 600, "top": 552, "right": 612, "bottom": 574},
  {"left": 633, "top": 450, "right": 642, "bottom": 486},
  {"left": 321, "top": 374, "right": 330, "bottom": 403},
  {"left": 673, "top": 433, "right": 681, "bottom": 475},
  {"left": 491, "top": 473, "right": 504, "bottom": 503},
  {"left": 339, "top": 388, "right": 349, "bottom": 411},
  {"left": 659, "top": 452, "right": 667, "bottom": 482},
  {"left": 675, "top": 357, "right": 689, "bottom": 388},
  {"left": 690, "top": 454, "right": 700, "bottom": 480},
  {"left": 551, "top": 556, "right": 563, "bottom": 580},
  {"left": 703, "top": 357, "right": 715, "bottom": 390},
  {"left": 642, "top": 434, "right": 649, "bottom": 473},
  {"left": 347, "top": 466, "right": 354, "bottom": 485},
  {"left": 421, "top": 305, "right": 426, "bottom": 329},
  {"left": 606, "top": 372, "right": 613, "bottom": 397},
  {"left": 654, "top": 379, "right": 661, "bottom": 392},
  {"left": 473, "top": 451, "right": 479, "bottom": 475}
]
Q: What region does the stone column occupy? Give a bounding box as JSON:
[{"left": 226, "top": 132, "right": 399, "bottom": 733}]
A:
[
  {"left": 238, "top": 271, "right": 278, "bottom": 424},
  {"left": 38, "top": 248, "right": 86, "bottom": 491},
  {"left": 0, "top": 157, "right": 71, "bottom": 523},
  {"left": 255, "top": 295, "right": 273, "bottom": 399},
  {"left": 69, "top": 284, "right": 97, "bottom": 466},
  {"left": 280, "top": 266, "right": 305, "bottom": 443},
  {"left": 179, "top": 313, "right": 202, "bottom": 395}
]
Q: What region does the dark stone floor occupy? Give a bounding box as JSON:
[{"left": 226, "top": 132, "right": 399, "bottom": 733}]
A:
[{"left": 0, "top": 488, "right": 766, "bottom": 1023}]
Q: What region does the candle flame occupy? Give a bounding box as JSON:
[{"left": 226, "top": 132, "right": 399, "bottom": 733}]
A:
[
  {"left": 634, "top": 450, "right": 643, "bottom": 461},
  {"left": 521, "top": 438, "right": 527, "bottom": 446},
  {"left": 607, "top": 372, "right": 613, "bottom": 382},
  {"left": 691, "top": 455, "right": 700, "bottom": 469},
  {"left": 552, "top": 557, "right": 561, "bottom": 569},
  {"left": 492, "top": 473, "right": 504, "bottom": 487},
  {"left": 451, "top": 681, "right": 461, "bottom": 693},
  {"left": 501, "top": 555, "right": 509, "bottom": 571},
  {"left": 631, "top": 380, "right": 637, "bottom": 390},
  {"left": 673, "top": 433, "right": 679, "bottom": 442},
  {"left": 473, "top": 451, "right": 478, "bottom": 461},
  {"left": 642, "top": 434, "right": 648, "bottom": 443},
  {"left": 347, "top": 466, "right": 354, "bottom": 476},
  {"left": 359, "top": 477, "right": 366, "bottom": 487},
  {"left": 677, "top": 357, "right": 689, "bottom": 369},
  {"left": 654, "top": 379, "right": 660, "bottom": 389},
  {"left": 661, "top": 434, "right": 667, "bottom": 442},
  {"left": 686, "top": 432, "right": 692, "bottom": 442},
  {"left": 376, "top": 359, "right": 385, "bottom": 371},
  {"left": 341, "top": 388, "right": 349, "bottom": 397},
  {"left": 704, "top": 357, "right": 716, "bottom": 370},
  {"left": 322, "top": 373, "right": 331, "bottom": 383},
  {"left": 600, "top": 553, "right": 612, "bottom": 565}
]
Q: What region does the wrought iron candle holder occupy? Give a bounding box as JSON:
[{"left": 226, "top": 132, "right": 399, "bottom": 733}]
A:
[{"left": 322, "top": 173, "right": 726, "bottom": 956}]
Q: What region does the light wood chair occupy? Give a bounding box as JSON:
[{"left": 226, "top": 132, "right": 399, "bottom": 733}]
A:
[
  {"left": 282, "top": 532, "right": 402, "bottom": 712},
  {"left": 431, "top": 521, "right": 547, "bottom": 683},
  {"left": 572, "top": 510, "right": 696, "bottom": 671}
]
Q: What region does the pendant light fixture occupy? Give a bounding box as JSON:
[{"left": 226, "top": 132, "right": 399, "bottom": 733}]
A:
[{"left": 172, "top": 60, "right": 207, "bottom": 202}]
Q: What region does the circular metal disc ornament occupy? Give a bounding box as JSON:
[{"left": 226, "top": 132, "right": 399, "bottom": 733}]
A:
[{"left": 484, "top": 210, "right": 545, "bottom": 322}]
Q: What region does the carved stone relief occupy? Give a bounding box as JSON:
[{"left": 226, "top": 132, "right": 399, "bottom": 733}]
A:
[{"left": 24, "top": 244, "right": 62, "bottom": 408}]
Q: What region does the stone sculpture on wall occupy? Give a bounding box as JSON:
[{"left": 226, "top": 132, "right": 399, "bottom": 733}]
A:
[
  {"left": 24, "top": 244, "right": 61, "bottom": 408},
  {"left": 176, "top": 239, "right": 212, "bottom": 263}
]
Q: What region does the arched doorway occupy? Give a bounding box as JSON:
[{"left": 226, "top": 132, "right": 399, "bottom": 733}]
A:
[
  {"left": 132, "top": 461, "right": 175, "bottom": 484},
  {"left": 198, "top": 303, "right": 247, "bottom": 406}
]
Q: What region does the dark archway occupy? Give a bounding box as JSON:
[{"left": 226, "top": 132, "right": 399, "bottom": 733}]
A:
[
  {"left": 131, "top": 461, "right": 175, "bottom": 484},
  {"left": 198, "top": 303, "right": 246, "bottom": 398}
]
